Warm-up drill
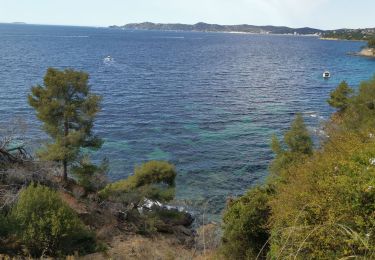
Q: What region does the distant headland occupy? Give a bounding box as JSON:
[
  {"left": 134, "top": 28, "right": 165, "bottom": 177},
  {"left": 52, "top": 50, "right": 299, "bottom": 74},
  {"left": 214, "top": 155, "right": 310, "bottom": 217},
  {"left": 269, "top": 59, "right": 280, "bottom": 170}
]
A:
[
  {"left": 320, "top": 28, "right": 375, "bottom": 41},
  {"left": 110, "top": 22, "right": 375, "bottom": 57},
  {"left": 109, "top": 22, "right": 323, "bottom": 35}
]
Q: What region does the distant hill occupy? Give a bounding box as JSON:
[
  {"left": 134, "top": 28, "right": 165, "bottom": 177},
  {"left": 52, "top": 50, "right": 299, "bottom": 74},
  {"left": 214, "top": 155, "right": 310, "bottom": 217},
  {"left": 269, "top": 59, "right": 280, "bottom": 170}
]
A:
[
  {"left": 322, "top": 28, "right": 375, "bottom": 41},
  {"left": 109, "top": 22, "right": 323, "bottom": 35}
]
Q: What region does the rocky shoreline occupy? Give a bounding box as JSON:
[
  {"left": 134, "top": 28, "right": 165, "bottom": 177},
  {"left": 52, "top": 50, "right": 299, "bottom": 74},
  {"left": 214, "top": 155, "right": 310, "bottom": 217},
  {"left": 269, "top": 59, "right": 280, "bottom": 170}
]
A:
[
  {"left": 348, "top": 48, "right": 375, "bottom": 58},
  {"left": 358, "top": 47, "right": 375, "bottom": 58}
]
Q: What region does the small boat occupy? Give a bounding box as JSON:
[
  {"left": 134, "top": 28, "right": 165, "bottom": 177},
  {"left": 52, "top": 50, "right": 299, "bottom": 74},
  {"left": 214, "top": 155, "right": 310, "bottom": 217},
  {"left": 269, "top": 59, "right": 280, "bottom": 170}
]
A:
[
  {"left": 103, "top": 56, "right": 114, "bottom": 63},
  {"left": 323, "top": 71, "right": 331, "bottom": 79}
]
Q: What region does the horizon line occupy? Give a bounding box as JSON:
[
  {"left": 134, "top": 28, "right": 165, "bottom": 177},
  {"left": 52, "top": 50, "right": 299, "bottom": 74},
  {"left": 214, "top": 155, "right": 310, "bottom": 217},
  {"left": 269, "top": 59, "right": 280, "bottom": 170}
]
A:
[{"left": 0, "top": 21, "right": 372, "bottom": 31}]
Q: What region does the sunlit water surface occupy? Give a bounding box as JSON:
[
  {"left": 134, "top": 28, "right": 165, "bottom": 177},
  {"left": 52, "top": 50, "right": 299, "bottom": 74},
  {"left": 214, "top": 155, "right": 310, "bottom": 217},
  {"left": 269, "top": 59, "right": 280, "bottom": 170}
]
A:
[{"left": 0, "top": 24, "right": 374, "bottom": 220}]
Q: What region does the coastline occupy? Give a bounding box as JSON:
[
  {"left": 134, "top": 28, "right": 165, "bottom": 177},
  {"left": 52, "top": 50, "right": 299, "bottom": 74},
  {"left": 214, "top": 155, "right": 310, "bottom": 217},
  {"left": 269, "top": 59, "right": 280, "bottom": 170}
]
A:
[
  {"left": 205, "top": 31, "right": 320, "bottom": 37},
  {"left": 347, "top": 48, "right": 375, "bottom": 58},
  {"left": 320, "top": 37, "right": 366, "bottom": 42},
  {"left": 358, "top": 47, "right": 375, "bottom": 58},
  {"left": 115, "top": 27, "right": 321, "bottom": 37}
]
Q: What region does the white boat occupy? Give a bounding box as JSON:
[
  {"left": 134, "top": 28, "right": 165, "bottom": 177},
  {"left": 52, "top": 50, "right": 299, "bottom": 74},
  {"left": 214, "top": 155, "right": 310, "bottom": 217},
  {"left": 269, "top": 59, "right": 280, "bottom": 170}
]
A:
[
  {"left": 103, "top": 56, "right": 114, "bottom": 63},
  {"left": 323, "top": 71, "right": 331, "bottom": 79}
]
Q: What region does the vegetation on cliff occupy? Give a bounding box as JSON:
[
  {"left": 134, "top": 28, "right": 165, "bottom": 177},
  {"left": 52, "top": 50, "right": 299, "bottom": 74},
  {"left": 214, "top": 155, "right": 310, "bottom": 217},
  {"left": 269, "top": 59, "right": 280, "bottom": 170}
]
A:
[
  {"left": 220, "top": 76, "right": 375, "bottom": 259},
  {"left": 11, "top": 184, "right": 96, "bottom": 257}
]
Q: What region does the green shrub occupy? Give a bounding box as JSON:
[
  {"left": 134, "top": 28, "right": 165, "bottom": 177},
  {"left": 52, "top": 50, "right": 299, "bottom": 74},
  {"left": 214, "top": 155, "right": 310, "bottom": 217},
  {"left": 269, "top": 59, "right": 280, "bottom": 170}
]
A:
[
  {"left": 283, "top": 113, "right": 313, "bottom": 156},
  {"left": 0, "top": 213, "right": 10, "bottom": 238},
  {"left": 11, "top": 184, "right": 96, "bottom": 257},
  {"left": 343, "top": 75, "right": 375, "bottom": 130},
  {"left": 270, "top": 113, "right": 313, "bottom": 176},
  {"left": 221, "top": 185, "right": 273, "bottom": 259},
  {"left": 0, "top": 212, "right": 16, "bottom": 253},
  {"left": 72, "top": 156, "right": 108, "bottom": 192},
  {"left": 327, "top": 81, "right": 353, "bottom": 112},
  {"left": 99, "top": 161, "right": 176, "bottom": 203}
]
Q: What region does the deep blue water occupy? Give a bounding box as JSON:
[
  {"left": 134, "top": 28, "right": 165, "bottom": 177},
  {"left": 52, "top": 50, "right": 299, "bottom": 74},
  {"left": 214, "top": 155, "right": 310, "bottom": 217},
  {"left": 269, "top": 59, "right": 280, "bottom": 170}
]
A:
[{"left": 0, "top": 24, "right": 374, "bottom": 219}]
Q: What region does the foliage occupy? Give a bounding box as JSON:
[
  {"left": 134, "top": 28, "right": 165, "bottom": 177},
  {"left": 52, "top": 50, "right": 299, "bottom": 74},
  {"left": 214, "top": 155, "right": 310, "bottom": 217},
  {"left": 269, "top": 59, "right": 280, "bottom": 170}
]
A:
[
  {"left": 0, "top": 212, "right": 17, "bottom": 254},
  {"left": 11, "top": 184, "right": 96, "bottom": 257},
  {"left": 221, "top": 185, "right": 273, "bottom": 259},
  {"left": 0, "top": 213, "right": 9, "bottom": 237},
  {"left": 268, "top": 131, "right": 375, "bottom": 259},
  {"left": 220, "top": 76, "right": 375, "bottom": 259},
  {"left": 341, "top": 75, "right": 375, "bottom": 130},
  {"left": 100, "top": 161, "right": 177, "bottom": 204},
  {"left": 28, "top": 68, "right": 102, "bottom": 181},
  {"left": 72, "top": 156, "right": 108, "bottom": 192},
  {"left": 284, "top": 114, "right": 313, "bottom": 155},
  {"left": 0, "top": 211, "right": 13, "bottom": 240},
  {"left": 327, "top": 81, "right": 353, "bottom": 112},
  {"left": 270, "top": 113, "right": 313, "bottom": 175}
]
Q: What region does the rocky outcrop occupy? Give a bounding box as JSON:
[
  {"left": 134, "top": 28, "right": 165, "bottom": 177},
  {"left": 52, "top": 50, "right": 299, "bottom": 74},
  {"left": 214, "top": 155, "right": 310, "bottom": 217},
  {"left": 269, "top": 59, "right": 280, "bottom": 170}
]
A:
[{"left": 358, "top": 48, "right": 375, "bottom": 57}]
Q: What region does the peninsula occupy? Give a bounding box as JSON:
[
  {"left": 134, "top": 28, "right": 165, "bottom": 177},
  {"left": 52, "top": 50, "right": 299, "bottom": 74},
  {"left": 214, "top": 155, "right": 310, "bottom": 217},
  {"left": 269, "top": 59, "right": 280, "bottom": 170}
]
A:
[
  {"left": 109, "top": 22, "right": 323, "bottom": 35},
  {"left": 321, "top": 28, "right": 375, "bottom": 41}
]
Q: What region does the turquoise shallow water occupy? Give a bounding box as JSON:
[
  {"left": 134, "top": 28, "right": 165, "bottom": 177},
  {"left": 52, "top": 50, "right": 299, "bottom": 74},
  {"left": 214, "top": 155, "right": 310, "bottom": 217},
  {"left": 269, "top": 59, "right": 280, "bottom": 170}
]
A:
[{"left": 0, "top": 24, "right": 374, "bottom": 220}]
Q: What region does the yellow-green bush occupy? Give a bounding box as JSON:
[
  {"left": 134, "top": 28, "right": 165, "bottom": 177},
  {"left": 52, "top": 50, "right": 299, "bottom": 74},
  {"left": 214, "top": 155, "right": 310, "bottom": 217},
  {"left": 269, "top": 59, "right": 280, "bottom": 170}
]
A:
[
  {"left": 99, "top": 161, "right": 176, "bottom": 203},
  {"left": 11, "top": 184, "right": 96, "bottom": 257},
  {"left": 269, "top": 131, "right": 375, "bottom": 259}
]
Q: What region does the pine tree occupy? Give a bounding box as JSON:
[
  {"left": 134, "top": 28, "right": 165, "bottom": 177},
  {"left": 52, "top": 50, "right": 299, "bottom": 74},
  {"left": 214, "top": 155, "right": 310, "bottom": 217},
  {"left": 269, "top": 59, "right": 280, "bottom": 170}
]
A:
[
  {"left": 327, "top": 81, "right": 353, "bottom": 112},
  {"left": 284, "top": 113, "right": 313, "bottom": 155},
  {"left": 28, "top": 68, "right": 102, "bottom": 181},
  {"left": 270, "top": 114, "right": 313, "bottom": 175}
]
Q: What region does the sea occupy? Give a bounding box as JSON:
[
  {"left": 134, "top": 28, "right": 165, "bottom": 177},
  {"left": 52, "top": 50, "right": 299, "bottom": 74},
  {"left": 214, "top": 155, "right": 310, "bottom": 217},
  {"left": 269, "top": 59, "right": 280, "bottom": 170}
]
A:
[{"left": 0, "top": 24, "right": 374, "bottom": 221}]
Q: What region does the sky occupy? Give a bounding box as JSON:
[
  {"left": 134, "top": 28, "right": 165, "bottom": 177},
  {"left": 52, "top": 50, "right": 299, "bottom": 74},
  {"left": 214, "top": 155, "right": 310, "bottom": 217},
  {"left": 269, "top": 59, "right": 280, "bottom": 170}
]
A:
[{"left": 0, "top": 0, "right": 373, "bottom": 30}]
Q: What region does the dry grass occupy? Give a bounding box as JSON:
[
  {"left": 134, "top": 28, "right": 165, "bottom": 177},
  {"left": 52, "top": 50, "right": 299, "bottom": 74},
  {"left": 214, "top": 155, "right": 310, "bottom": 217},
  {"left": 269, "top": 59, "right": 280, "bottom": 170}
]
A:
[
  {"left": 81, "top": 235, "right": 200, "bottom": 260},
  {"left": 78, "top": 223, "right": 222, "bottom": 260}
]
